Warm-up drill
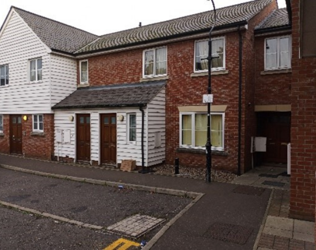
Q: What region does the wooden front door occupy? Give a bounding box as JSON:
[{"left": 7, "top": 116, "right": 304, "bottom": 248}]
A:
[
  {"left": 10, "top": 115, "right": 22, "bottom": 154},
  {"left": 76, "top": 114, "right": 90, "bottom": 161},
  {"left": 261, "top": 113, "right": 291, "bottom": 163},
  {"left": 101, "top": 114, "right": 117, "bottom": 164}
]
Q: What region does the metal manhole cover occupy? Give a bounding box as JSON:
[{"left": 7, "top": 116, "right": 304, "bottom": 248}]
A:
[
  {"left": 232, "top": 186, "right": 265, "bottom": 196},
  {"left": 262, "top": 181, "right": 285, "bottom": 187},
  {"left": 107, "top": 214, "right": 164, "bottom": 238},
  {"left": 204, "top": 222, "right": 253, "bottom": 245}
]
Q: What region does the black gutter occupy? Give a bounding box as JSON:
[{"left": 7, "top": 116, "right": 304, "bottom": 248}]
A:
[
  {"left": 254, "top": 25, "right": 291, "bottom": 35},
  {"left": 237, "top": 26, "right": 243, "bottom": 176},
  {"left": 52, "top": 103, "right": 147, "bottom": 110},
  {"left": 75, "top": 21, "right": 248, "bottom": 56},
  {"left": 285, "top": 0, "right": 292, "bottom": 26},
  {"left": 139, "top": 105, "right": 147, "bottom": 174}
]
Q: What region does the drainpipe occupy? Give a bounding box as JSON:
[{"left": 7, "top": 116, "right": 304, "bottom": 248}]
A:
[
  {"left": 237, "top": 26, "right": 243, "bottom": 176},
  {"left": 139, "top": 105, "right": 146, "bottom": 173}
]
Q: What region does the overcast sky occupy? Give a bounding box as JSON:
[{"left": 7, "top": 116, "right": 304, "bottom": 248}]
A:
[{"left": 1, "top": 0, "right": 286, "bottom": 35}]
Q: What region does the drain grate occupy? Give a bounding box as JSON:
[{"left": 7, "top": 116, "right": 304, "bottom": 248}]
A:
[
  {"left": 204, "top": 222, "right": 253, "bottom": 245},
  {"left": 107, "top": 214, "right": 164, "bottom": 238},
  {"left": 262, "top": 181, "right": 285, "bottom": 187},
  {"left": 232, "top": 186, "right": 265, "bottom": 196}
]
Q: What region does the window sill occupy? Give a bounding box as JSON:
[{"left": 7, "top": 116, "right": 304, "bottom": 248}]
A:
[
  {"left": 261, "top": 69, "right": 292, "bottom": 75},
  {"left": 78, "top": 83, "right": 89, "bottom": 88},
  {"left": 177, "top": 147, "right": 228, "bottom": 156},
  {"left": 140, "top": 75, "right": 169, "bottom": 82},
  {"left": 31, "top": 132, "right": 45, "bottom": 137},
  {"left": 0, "top": 133, "right": 4, "bottom": 137},
  {"left": 0, "top": 85, "right": 9, "bottom": 88},
  {"left": 191, "top": 70, "right": 229, "bottom": 78}
]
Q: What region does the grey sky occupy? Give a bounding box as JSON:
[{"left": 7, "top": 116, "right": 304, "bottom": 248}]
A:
[{"left": 0, "top": 0, "right": 286, "bottom": 35}]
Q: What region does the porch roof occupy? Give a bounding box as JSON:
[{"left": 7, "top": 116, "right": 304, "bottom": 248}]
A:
[{"left": 52, "top": 81, "right": 165, "bottom": 110}]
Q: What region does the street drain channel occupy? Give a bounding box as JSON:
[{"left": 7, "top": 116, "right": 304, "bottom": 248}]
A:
[
  {"left": 107, "top": 214, "right": 165, "bottom": 238},
  {"left": 204, "top": 222, "right": 253, "bottom": 245}
]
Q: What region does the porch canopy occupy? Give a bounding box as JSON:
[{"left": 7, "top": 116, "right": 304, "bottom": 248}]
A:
[{"left": 52, "top": 81, "right": 165, "bottom": 110}]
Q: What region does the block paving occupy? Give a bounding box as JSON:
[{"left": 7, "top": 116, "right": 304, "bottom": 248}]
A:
[{"left": 107, "top": 214, "right": 164, "bottom": 238}]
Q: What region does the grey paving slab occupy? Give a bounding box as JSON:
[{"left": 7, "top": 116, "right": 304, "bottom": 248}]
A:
[{"left": 265, "top": 216, "right": 293, "bottom": 231}]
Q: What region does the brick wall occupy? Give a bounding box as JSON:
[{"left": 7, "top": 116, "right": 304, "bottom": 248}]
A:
[
  {"left": 290, "top": 0, "right": 316, "bottom": 221},
  {"left": 0, "top": 115, "right": 10, "bottom": 154},
  {"left": 22, "top": 114, "right": 54, "bottom": 160},
  {"left": 254, "top": 36, "right": 292, "bottom": 105}
]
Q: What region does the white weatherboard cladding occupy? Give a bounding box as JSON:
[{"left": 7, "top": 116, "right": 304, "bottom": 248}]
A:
[
  {"left": 0, "top": 11, "right": 77, "bottom": 114},
  {"left": 54, "top": 108, "right": 148, "bottom": 166},
  {"left": 53, "top": 90, "right": 166, "bottom": 167},
  {"left": 50, "top": 54, "right": 77, "bottom": 107},
  {"left": 147, "top": 88, "right": 166, "bottom": 166},
  {"left": 0, "top": 11, "right": 51, "bottom": 114}
]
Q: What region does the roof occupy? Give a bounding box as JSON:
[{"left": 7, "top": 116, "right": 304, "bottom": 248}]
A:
[
  {"left": 12, "top": 7, "right": 98, "bottom": 54},
  {"left": 52, "top": 81, "right": 166, "bottom": 110},
  {"left": 255, "top": 8, "right": 290, "bottom": 32},
  {"left": 75, "top": 0, "right": 273, "bottom": 54}
]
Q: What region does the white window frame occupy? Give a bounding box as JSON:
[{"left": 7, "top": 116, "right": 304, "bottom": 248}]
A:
[
  {"left": 194, "top": 37, "right": 226, "bottom": 72},
  {"left": 29, "top": 58, "right": 42, "bottom": 82},
  {"left": 264, "top": 35, "right": 291, "bottom": 70},
  {"left": 32, "top": 114, "right": 44, "bottom": 132},
  {"left": 0, "top": 115, "right": 3, "bottom": 132},
  {"left": 127, "top": 113, "right": 137, "bottom": 144},
  {"left": 143, "top": 46, "right": 167, "bottom": 78},
  {"left": 0, "top": 64, "right": 9, "bottom": 86},
  {"left": 179, "top": 112, "right": 225, "bottom": 151},
  {"left": 80, "top": 60, "right": 88, "bottom": 84}
]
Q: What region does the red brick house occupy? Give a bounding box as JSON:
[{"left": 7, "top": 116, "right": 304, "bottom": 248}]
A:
[{"left": 51, "top": 0, "right": 278, "bottom": 171}]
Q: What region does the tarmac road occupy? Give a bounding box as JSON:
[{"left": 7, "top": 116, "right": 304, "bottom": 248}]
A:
[{"left": 0, "top": 168, "right": 192, "bottom": 249}]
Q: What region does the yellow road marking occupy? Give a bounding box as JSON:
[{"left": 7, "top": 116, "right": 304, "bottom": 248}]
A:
[{"left": 103, "top": 238, "right": 140, "bottom": 250}]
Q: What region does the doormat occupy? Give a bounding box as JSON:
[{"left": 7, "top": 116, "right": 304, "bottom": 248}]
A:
[
  {"left": 204, "top": 222, "right": 253, "bottom": 245},
  {"left": 232, "top": 186, "right": 265, "bottom": 196},
  {"left": 107, "top": 214, "right": 164, "bottom": 238},
  {"left": 262, "top": 180, "right": 285, "bottom": 187}
]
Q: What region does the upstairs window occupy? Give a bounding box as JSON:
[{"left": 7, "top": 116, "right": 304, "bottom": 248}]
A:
[
  {"left": 30, "top": 58, "right": 42, "bottom": 82},
  {"left": 265, "top": 36, "right": 291, "bottom": 70},
  {"left": 80, "top": 60, "right": 88, "bottom": 84},
  {"left": 33, "top": 114, "right": 44, "bottom": 132},
  {"left": 143, "top": 47, "right": 167, "bottom": 77},
  {"left": 180, "top": 112, "right": 224, "bottom": 151},
  {"left": 0, "top": 115, "right": 3, "bottom": 132},
  {"left": 195, "top": 37, "right": 225, "bottom": 72},
  {"left": 0, "top": 64, "right": 9, "bottom": 86}
]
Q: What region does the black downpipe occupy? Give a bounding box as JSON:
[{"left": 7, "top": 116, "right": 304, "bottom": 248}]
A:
[
  {"left": 139, "top": 105, "right": 147, "bottom": 174},
  {"left": 237, "top": 26, "right": 243, "bottom": 176}
]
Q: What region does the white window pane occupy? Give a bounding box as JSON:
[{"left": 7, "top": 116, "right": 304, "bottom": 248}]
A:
[
  {"left": 39, "top": 122, "right": 43, "bottom": 131},
  {"left": 144, "top": 50, "right": 154, "bottom": 76},
  {"left": 0, "top": 115, "right": 3, "bottom": 131},
  {"left": 129, "top": 114, "right": 136, "bottom": 141},
  {"left": 212, "top": 39, "right": 224, "bottom": 68},
  {"left": 280, "top": 52, "right": 289, "bottom": 68},
  {"left": 266, "top": 53, "right": 277, "bottom": 69},
  {"left": 80, "top": 61, "right": 87, "bottom": 83},
  {"left": 182, "top": 115, "right": 192, "bottom": 145},
  {"left": 195, "top": 41, "right": 208, "bottom": 71},
  {"left": 266, "top": 39, "right": 277, "bottom": 53},
  {"left": 211, "top": 115, "right": 223, "bottom": 147},
  {"left": 279, "top": 38, "right": 289, "bottom": 52}
]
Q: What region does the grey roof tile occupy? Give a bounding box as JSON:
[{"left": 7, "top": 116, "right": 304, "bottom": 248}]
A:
[
  {"left": 255, "top": 8, "right": 289, "bottom": 30},
  {"left": 13, "top": 7, "right": 98, "bottom": 54},
  {"left": 52, "top": 81, "right": 165, "bottom": 109},
  {"left": 75, "top": 0, "right": 273, "bottom": 54}
]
